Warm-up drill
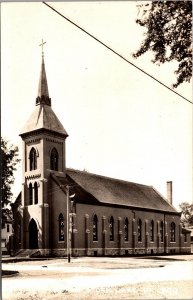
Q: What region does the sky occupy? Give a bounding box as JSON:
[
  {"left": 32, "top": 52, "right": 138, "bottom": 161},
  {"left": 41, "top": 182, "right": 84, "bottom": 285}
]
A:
[{"left": 1, "top": 1, "right": 192, "bottom": 210}]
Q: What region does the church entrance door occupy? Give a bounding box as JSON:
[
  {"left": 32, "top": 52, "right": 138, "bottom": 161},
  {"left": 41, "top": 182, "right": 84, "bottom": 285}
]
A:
[{"left": 29, "top": 219, "right": 38, "bottom": 249}]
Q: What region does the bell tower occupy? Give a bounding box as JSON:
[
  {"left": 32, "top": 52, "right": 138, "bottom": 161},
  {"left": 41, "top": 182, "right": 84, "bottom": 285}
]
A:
[{"left": 19, "top": 42, "right": 68, "bottom": 253}]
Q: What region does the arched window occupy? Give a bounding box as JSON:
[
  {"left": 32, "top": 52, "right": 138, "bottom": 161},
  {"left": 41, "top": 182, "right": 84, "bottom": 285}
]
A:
[
  {"left": 124, "top": 218, "right": 129, "bottom": 241},
  {"left": 150, "top": 220, "right": 154, "bottom": 242},
  {"left": 109, "top": 216, "right": 114, "bottom": 241},
  {"left": 29, "top": 147, "right": 37, "bottom": 171},
  {"left": 29, "top": 183, "right": 33, "bottom": 205},
  {"left": 50, "top": 148, "right": 58, "bottom": 171},
  {"left": 170, "top": 222, "right": 176, "bottom": 242},
  {"left": 137, "top": 219, "right": 142, "bottom": 242},
  {"left": 59, "top": 213, "right": 64, "bottom": 241},
  {"left": 93, "top": 214, "right": 98, "bottom": 241},
  {"left": 160, "top": 221, "right": 164, "bottom": 242},
  {"left": 34, "top": 182, "right": 38, "bottom": 204}
]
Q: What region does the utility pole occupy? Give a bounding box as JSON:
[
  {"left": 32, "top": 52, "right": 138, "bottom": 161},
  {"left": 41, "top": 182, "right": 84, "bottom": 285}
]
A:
[
  {"left": 40, "top": 178, "right": 48, "bottom": 250},
  {"left": 66, "top": 185, "right": 75, "bottom": 263},
  {"left": 66, "top": 185, "right": 70, "bottom": 263}
]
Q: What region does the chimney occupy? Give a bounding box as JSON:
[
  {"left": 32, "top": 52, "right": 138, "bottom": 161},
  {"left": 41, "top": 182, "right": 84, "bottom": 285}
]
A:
[{"left": 167, "top": 181, "right": 173, "bottom": 205}]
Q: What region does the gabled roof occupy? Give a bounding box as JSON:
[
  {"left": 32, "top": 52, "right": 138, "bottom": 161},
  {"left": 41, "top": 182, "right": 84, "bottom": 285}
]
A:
[
  {"left": 11, "top": 192, "right": 21, "bottom": 208},
  {"left": 52, "top": 169, "right": 178, "bottom": 213},
  {"left": 20, "top": 104, "right": 68, "bottom": 137}
]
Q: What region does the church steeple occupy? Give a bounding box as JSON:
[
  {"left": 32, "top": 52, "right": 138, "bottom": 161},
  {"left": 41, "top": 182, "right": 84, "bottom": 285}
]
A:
[
  {"left": 36, "top": 40, "right": 51, "bottom": 106},
  {"left": 20, "top": 41, "right": 68, "bottom": 138}
]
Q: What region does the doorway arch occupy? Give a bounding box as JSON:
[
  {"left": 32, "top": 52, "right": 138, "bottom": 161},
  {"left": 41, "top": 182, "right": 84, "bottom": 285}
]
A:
[{"left": 29, "top": 219, "right": 38, "bottom": 249}]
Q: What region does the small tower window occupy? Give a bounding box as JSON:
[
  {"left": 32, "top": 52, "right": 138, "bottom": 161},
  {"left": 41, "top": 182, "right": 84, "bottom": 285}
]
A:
[
  {"left": 137, "top": 219, "right": 142, "bottom": 242},
  {"left": 29, "top": 147, "right": 37, "bottom": 171},
  {"left": 34, "top": 182, "right": 38, "bottom": 204},
  {"left": 160, "top": 221, "right": 164, "bottom": 242},
  {"left": 50, "top": 148, "right": 58, "bottom": 171},
  {"left": 170, "top": 222, "right": 176, "bottom": 242},
  {"left": 29, "top": 183, "right": 33, "bottom": 205},
  {"left": 124, "top": 218, "right": 129, "bottom": 241},
  {"left": 93, "top": 214, "right": 98, "bottom": 241},
  {"left": 150, "top": 220, "right": 154, "bottom": 242},
  {"left": 59, "top": 213, "right": 64, "bottom": 241},
  {"left": 109, "top": 216, "right": 114, "bottom": 241}
]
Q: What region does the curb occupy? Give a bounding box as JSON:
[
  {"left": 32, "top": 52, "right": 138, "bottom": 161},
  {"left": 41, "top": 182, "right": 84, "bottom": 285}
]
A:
[{"left": 2, "top": 257, "right": 66, "bottom": 263}]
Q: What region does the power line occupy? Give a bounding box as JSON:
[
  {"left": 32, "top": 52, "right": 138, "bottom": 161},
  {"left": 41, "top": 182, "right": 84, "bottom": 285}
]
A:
[{"left": 43, "top": 2, "right": 192, "bottom": 105}]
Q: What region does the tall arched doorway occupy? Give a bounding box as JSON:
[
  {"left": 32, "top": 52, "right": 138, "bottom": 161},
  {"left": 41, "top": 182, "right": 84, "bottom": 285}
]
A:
[{"left": 29, "top": 219, "right": 38, "bottom": 249}]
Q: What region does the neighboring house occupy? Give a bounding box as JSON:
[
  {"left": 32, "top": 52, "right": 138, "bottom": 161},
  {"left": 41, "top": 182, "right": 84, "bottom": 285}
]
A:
[
  {"left": 186, "top": 227, "right": 193, "bottom": 253},
  {"left": 11, "top": 51, "right": 191, "bottom": 257},
  {"left": 191, "top": 228, "right": 193, "bottom": 253},
  {"left": 11, "top": 193, "right": 22, "bottom": 253},
  {"left": 1, "top": 208, "right": 13, "bottom": 255}
]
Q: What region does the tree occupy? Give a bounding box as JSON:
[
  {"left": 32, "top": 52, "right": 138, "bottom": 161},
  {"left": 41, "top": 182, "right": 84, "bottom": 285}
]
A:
[
  {"left": 1, "top": 137, "right": 20, "bottom": 222},
  {"left": 179, "top": 202, "right": 193, "bottom": 227},
  {"left": 133, "top": 1, "right": 192, "bottom": 88}
]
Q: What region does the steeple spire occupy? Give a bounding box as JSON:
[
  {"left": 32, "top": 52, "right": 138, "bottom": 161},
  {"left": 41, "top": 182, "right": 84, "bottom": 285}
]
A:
[{"left": 36, "top": 39, "right": 51, "bottom": 106}]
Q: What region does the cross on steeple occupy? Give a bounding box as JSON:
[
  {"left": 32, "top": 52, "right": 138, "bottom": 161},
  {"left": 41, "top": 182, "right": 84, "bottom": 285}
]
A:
[{"left": 39, "top": 39, "right": 46, "bottom": 57}]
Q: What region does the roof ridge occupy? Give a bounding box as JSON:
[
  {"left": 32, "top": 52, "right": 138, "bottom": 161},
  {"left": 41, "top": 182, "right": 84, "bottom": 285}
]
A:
[{"left": 67, "top": 168, "right": 152, "bottom": 188}]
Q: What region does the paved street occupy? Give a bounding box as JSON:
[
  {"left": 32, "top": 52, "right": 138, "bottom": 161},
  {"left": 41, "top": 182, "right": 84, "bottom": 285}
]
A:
[{"left": 2, "top": 255, "right": 193, "bottom": 299}]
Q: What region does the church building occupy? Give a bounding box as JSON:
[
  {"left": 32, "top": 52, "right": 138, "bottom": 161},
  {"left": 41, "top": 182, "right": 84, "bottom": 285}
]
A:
[{"left": 12, "top": 50, "right": 191, "bottom": 257}]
